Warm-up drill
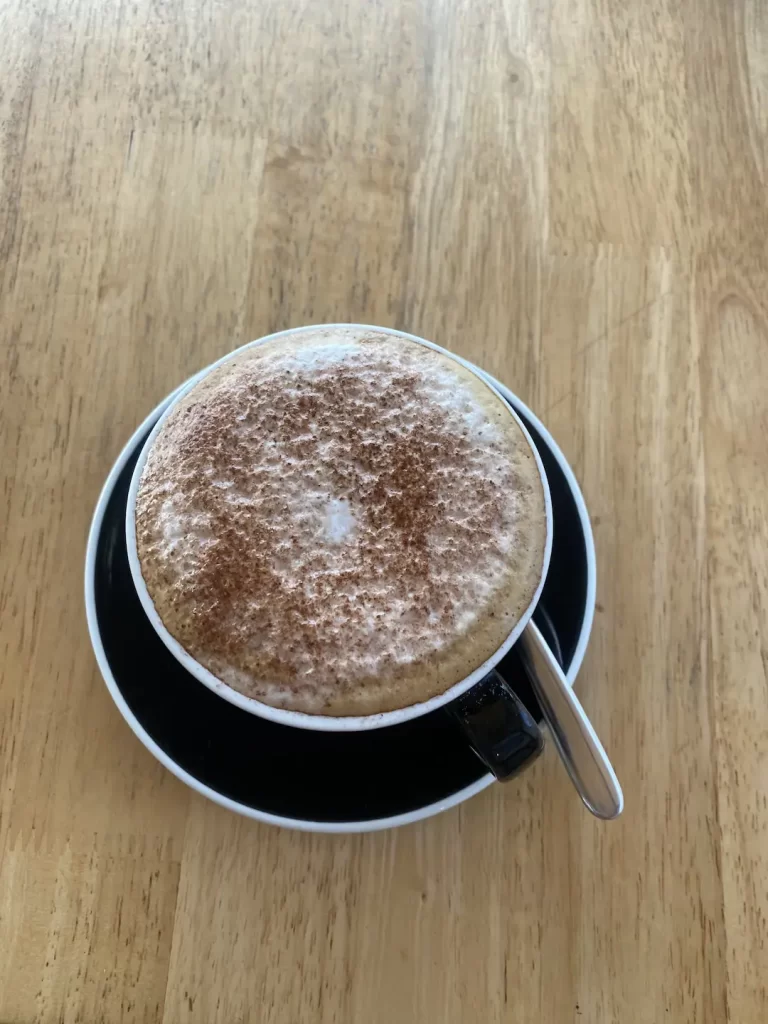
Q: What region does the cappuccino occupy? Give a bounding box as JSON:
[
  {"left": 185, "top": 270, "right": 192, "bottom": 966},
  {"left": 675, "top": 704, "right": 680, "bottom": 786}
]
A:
[{"left": 134, "top": 327, "right": 547, "bottom": 716}]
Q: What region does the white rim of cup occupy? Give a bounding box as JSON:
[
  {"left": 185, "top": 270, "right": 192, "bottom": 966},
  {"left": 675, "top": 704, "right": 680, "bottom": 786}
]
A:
[
  {"left": 124, "top": 326, "right": 555, "bottom": 732},
  {"left": 84, "top": 339, "right": 596, "bottom": 833}
]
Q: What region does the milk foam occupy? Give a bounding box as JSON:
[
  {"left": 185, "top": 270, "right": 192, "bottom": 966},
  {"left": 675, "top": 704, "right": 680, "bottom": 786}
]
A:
[{"left": 135, "top": 328, "right": 548, "bottom": 716}]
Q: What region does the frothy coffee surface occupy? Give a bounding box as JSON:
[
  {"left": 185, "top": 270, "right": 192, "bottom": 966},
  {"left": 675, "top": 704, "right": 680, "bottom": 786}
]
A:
[{"left": 135, "top": 328, "right": 547, "bottom": 716}]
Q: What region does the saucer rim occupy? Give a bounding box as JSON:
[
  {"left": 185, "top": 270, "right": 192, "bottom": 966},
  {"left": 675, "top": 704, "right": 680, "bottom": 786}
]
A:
[{"left": 84, "top": 361, "right": 596, "bottom": 833}]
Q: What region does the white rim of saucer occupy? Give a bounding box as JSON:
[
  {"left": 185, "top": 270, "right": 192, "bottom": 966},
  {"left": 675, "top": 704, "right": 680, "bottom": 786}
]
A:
[{"left": 84, "top": 352, "right": 596, "bottom": 833}]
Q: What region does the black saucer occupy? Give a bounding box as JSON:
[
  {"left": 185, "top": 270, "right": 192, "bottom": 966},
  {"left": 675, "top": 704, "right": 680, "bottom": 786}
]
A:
[{"left": 90, "top": 402, "right": 589, "bottom": 827}]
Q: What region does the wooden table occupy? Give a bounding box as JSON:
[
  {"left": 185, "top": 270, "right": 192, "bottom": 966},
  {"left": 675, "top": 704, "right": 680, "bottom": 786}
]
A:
[{"left": 2, "top": 0, "right": 767, "bottom": 1020}]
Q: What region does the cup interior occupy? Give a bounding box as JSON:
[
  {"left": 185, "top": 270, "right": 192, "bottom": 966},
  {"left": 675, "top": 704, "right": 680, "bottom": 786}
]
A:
[{"left": 124, "top": 325, "right": 554, "bottom": 732}]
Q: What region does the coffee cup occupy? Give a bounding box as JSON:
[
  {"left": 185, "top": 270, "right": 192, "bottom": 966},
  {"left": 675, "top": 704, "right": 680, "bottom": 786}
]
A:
[{"left": 125, "top": 325, "right": 554, "bottom": 781}]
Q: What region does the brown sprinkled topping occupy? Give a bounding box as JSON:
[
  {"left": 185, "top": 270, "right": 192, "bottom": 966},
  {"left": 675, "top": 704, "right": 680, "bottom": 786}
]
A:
[{"left": 135, "top": 329, "right": 547, "bottom": 716}]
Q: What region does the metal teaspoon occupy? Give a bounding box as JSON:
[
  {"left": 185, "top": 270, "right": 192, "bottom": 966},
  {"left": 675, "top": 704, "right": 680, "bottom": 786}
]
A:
[{"left": 518, "top": 621, "right": 624, "bottom": 819}]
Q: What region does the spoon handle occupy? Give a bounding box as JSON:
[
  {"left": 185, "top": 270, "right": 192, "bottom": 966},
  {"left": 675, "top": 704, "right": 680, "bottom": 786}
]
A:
[{"left": 518, "top": 621, "right": 624, "bottom": 820}]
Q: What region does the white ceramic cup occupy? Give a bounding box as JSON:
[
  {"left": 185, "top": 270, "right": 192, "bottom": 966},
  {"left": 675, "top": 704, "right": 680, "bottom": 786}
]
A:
[{"left": 125, "top": 325, "right": 553, "bottom": 735}]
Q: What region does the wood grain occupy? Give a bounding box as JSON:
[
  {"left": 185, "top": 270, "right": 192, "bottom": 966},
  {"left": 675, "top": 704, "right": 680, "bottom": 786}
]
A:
[{"left": 2, "top": 0, "right": 767, "bottom": 1020}]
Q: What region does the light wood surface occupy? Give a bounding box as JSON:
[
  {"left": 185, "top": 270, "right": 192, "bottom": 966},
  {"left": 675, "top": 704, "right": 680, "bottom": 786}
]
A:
[{"left": 2, "top": 0, "right": 767, "bottom": 1020}]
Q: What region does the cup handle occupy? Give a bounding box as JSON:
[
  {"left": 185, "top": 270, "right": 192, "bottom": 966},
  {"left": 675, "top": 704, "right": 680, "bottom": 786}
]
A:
[{"left": 449, "top": 671, "right": 544, "bottom": 781}]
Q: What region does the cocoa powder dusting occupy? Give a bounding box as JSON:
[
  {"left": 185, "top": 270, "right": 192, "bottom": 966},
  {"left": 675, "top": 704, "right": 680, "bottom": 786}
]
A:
[{"left": 134, "top": 329, "right": 546, "bottom": 715}]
